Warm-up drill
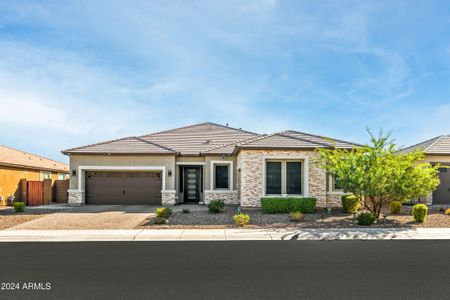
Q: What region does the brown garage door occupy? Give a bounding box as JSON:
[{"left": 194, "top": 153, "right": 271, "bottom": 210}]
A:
[{"left": 86, "top": 171, "right": 162, "bottom": 205}]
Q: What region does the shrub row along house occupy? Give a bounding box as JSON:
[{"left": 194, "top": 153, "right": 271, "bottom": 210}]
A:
[{"left": 62, "top": 123, "right": 450, "bottom": 207}]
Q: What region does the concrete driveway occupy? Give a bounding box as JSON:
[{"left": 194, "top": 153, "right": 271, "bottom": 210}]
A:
[{"left": 8, "top": 205, "right": 156, "bottom": 230}]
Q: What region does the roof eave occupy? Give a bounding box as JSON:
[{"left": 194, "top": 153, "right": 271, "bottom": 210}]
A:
[{"left": 0, "top": 162, "right": 69, "bottom": 173}]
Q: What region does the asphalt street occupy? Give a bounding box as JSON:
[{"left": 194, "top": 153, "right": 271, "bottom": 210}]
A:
[{"left": 0, "top": 241, "right": 449, "bottom": 300}]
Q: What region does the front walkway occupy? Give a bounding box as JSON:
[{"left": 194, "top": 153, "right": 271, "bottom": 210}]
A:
[{"left": 1, "top": 228, "right": 450, "bottom": 241}]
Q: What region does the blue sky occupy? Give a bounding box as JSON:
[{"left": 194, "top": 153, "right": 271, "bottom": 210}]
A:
[{"left": 1, "top": 0, "right": 450, "bottom": 162}]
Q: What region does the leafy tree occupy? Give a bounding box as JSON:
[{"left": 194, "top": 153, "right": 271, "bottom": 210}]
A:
[{"left": 316, "top": 130, "right": 440, "bottom": 218}]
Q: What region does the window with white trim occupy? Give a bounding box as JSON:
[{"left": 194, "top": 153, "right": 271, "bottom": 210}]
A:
[
  {"left": 328, "top": 174, "right": 344, "bottom": 192},
  {"left": 58, "top": 173, "right": 67, "bottom": 180},
  {"left": 265, "top": 160, "right": 302, "bottom": 195}
]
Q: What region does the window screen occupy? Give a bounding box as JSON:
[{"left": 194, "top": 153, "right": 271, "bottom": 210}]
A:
[
  {"left": 266, "top": 162, "right": 282, "bottom": 194},
  {"left": 215, "top": 165, "right": 229, "bottom": 189},
  {"left": 286, "top": 162, "right": 302, "bottom": 194}
]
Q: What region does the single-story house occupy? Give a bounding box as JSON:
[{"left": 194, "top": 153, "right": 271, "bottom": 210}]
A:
[
  {"left": 399, "top": 135, "right": 450, "bottom": 205},
  {"left": 0, "top": 145, "right": 69, "bottom": 205},
  {"left": 62, "top": 122, "right": 360, "bottom": 207}
]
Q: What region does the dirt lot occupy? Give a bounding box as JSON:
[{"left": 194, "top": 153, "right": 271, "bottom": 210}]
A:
[
  {"left": 137, "top": 206, "right": 450, "bottom": 229},
  {"left": 0, "top": 208, "right": 59, "bottom": 230}
]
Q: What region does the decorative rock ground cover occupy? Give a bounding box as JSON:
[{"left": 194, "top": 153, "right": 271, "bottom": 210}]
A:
[{"left": 138, "top": 205, "right": 450, "bottom": 229}]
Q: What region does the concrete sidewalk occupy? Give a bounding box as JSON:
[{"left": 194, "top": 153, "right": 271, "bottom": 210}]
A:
[{"left": 1, "top": 228, "right": 450, "bottom": 241}]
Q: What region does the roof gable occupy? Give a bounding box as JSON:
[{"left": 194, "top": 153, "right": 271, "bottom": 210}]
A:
[
  {"left": 400, "top": 135, "right": 450, "bottom": 154},
  {"left": 238, "top": 130, "right": 360, "bottom": 150},
  {"left": 0, "top": 145, "right": 68, "bottom": 172},
  {"left": 282, "top": 130, "right": 360, "bottom": 148}
]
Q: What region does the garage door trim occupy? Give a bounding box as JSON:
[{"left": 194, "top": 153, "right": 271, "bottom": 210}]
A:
[{"left": 78, "top": 166, "right": 167, "bottom": 192}]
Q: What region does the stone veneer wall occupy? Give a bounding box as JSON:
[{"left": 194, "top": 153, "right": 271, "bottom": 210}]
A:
[
  {"left": 326, "top": 193, "right": 345, "bottom": 207},
  {"left": 204, "top": 191, "right": 239, "bottom": 204},
  {"left": 68, "top": 190, "right": 84, "bottom": 206},
  {"left": 162, "top": 190, "right": 176, "bottom": 206},
  {"left": 238, "top": 150, "right": 327, "bottom": 207}
]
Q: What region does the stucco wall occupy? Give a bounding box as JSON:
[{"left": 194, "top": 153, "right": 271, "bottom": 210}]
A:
[
  {"left": 237, "top": 149, "right": 327, "bottom": 207},
  {"left": 68, "top": 154, "right": 176, "bottom": 191},
  {"left": 0, "top": 166, "right": 61, "bottom": 204}
]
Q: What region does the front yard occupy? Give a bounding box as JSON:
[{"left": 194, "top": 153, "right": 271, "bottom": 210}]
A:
[
  {"left": 0, "top": 208, "right": 60, "bottom": 230},
  {"left": 137, "top": 205, "right": 450, "bottom": 229}
]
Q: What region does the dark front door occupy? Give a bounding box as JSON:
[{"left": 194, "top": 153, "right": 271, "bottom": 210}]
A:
[
  {"left": 183, "top": 167, "right": 202, "bottom": 203},
  {"left": 433, "top": 166, "right": 450, "bottom": 204},
  {"left": 86, "top": 171, "right": 162, "bottom": 205}
]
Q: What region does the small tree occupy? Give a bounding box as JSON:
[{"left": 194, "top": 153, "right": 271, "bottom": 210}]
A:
[{"left": 316, "top": 130, "right": 440, "bottom": 218}]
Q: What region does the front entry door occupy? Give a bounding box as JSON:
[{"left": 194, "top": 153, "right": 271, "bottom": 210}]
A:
[
  {"left": 183, "top": 167, "right": 201, "bottom": 202},
  {"left": 433, "top": 165, "right": 450, "bottom": 204}
]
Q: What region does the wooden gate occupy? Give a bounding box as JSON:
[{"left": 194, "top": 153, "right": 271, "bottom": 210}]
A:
[{"left": 27, "top": 181, "right": 44, "bottom": 206}]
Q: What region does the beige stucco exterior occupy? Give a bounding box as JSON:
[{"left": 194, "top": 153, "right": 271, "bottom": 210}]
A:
[
  {"left": 67, "top": 150, "right": 338, "bottom": 207},
  {"left": 68, "top": 154, "right": 176, "bottom": 205}
]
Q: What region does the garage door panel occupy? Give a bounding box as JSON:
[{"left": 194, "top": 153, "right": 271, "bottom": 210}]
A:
[{"left": 86, "top": 171, "right": 162, "bottom": 205}]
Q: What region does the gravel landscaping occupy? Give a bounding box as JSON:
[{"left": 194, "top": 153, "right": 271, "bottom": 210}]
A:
[
  {"left": 0, "top": 208, "right": 60, "bottom": 230},
  {"left": 138, "top": 205, "right": 450, "bottom": 229}
]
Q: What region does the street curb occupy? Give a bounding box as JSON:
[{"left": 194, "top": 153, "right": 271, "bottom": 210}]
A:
[{"left": 0, "top": 228, "right": 450, "bottom": 242}]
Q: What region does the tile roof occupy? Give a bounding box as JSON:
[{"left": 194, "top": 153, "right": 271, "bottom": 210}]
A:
[
  {"left": 62, "top": 123, "right": 257, "bottom": 155},
  {"left": 399, "top": 135, "right": 450, "bottom": 154},
  {"left": 62, "top": 137, "right": 176, "bottom": 154},
  {"left": 0, "top": 145, "right": 68, "bottom": 172},
  {"left": 62, "top": 122, "right": 360, "bottom": 156},
  {"left": 237, "top": 131, "right": 361, "bottom": 150},
  {"left": 139, "top": 122, "right": 257, "bottom": 155}
]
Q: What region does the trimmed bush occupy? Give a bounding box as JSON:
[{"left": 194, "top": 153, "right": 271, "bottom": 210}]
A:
[
  {"left": 357, "top": 212, "right": 376, "bottom": 226},
  {"left": 153, "top": 217, "right": 166, "bottom": 225},
  {"left": 390, "top": 201, "right": 402, "bottom": 214},
  {"left": 232, "top": 213, "right": 250, "bottom": 226},
  {"left": 182, "top": 208, "right": 190, "bottom": 214},
  {"left": 289, "top": 211, "right": 305, "bottom": 222},
  {"left": 412, "top": 204, "right": 428, "bottom": 223},
  {"left": 341, "top": 195, "right": 360, "bottom": 213},
  {"left": 207, "top": 199, "right": 225, "bottom": 213},
  {"left": 261, "top": 197, "right": 316, "bottom": 214},
  {"left": 13, "top": 202, "right": 25, "bottom": 213},
  {"left": 155, "top": 207, "right": 173, "bottom": 218},
  {"left": 445, "top": 208, "right": 450, "bottom": 215}
]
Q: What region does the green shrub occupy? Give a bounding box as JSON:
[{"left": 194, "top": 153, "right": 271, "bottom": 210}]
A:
[
  {"left": 232, "top": 213, "right": 250, "bottom": 226},
  {"left": 412, "top": 204, "right": 428, "bottom": 223},
  {"left": 341, "top": 195, "right": 360, "bottom": 213},
  {"left": 261, "top": 197, "right": 316, "bottom": 214},
  {"left": 289, "top": 211, "right": 305, "bottom": 222},
  {"left": 445, "top": 208, "right": 450, "bottom": 215},
  {"left": 153, "top": 217, "right": 166, "bottom": 225},
  {"left": 207, "top": 200, "right": 225, "bottom": 213},
  {"left": 13, "top": 202, "right": 25, "bottom": 213},
  {"left": 390, "top": 201, "right": 402, "bottom": 214},
  {"left": 357, "top": 212, "right": 376, "bottom": 226},
  {"left": 155, "top": 207, "right": 173, "bottom": 218},
  {"left": 182, "top": 208, "right": 190, "bottom": 214}
]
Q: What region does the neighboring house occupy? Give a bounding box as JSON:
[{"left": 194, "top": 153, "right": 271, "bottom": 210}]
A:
[
  {"left": 62, "top": 122, "right": 360, "bottom": 207},
  {"left": 399, "top": 135, "right": 450, "bottom": 205},
  {"left": 0, "top": 145, "right": 69, "bottom": 204}
]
